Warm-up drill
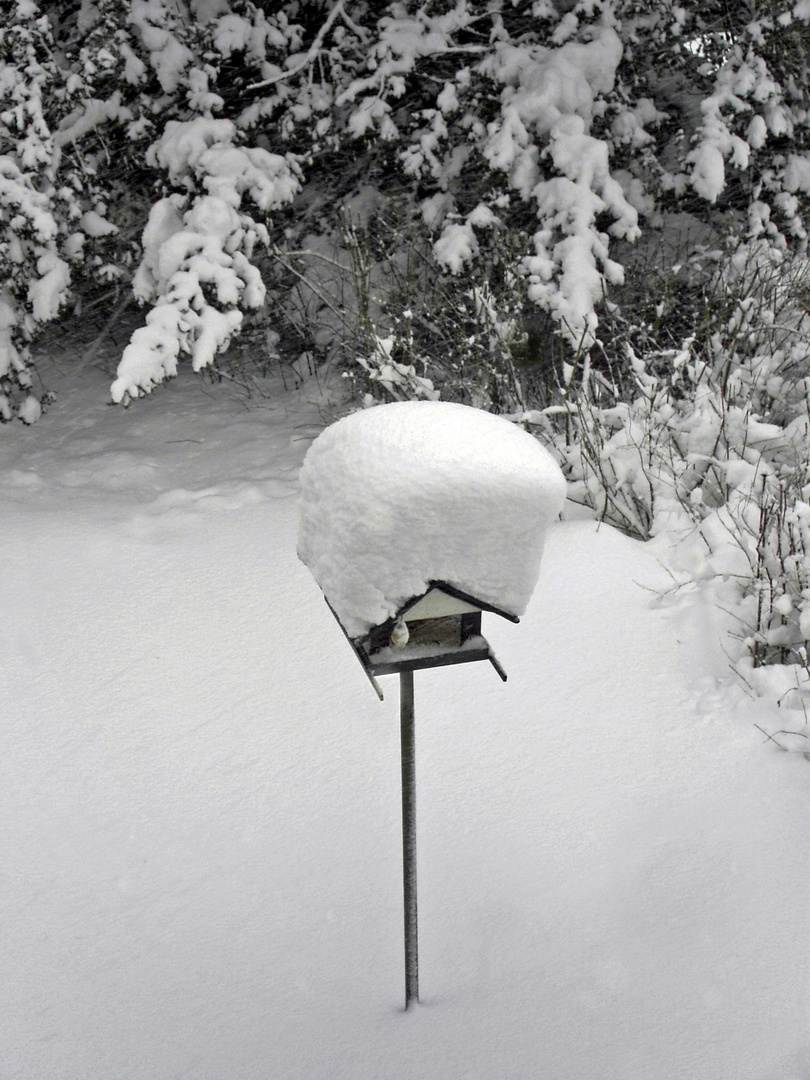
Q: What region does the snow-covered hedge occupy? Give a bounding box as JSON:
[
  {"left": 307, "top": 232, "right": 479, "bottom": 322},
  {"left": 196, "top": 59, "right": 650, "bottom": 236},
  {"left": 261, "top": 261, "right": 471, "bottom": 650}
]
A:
[
  {"left": 3, "top": 0, "right": 809, "bottom": 421},
  {"left": 0, "top": 0, "right": 307, "bottom": 414},
  {"left": 536, "top": 238, "right": 810, "bottom": 679}
]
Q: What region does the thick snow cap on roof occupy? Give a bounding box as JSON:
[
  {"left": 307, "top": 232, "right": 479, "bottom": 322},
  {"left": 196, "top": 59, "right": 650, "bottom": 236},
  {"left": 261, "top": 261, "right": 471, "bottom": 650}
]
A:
[{"left": 297, "top": 401, "right": 567, "bottom": 638}]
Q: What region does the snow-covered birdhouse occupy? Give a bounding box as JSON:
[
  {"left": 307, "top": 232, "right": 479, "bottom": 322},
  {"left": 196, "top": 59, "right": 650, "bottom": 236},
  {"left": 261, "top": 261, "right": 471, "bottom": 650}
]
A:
[
  {"left": 298, "top": 400, "right": 566, "bottom": 697},
  {"left": 355, "top": 579, "right": 518, "bottom": 682}
]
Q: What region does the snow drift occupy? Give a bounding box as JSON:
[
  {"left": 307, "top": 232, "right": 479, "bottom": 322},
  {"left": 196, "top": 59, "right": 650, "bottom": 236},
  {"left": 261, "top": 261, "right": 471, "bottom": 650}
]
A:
[{"left": 297, "top": 401, "right": 566, "bottom": 637}]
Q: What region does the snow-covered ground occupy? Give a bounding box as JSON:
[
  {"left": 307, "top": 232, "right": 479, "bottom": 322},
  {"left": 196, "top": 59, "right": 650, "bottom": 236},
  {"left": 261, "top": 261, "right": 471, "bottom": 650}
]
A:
[{"left": 2, "top": 361, "right": 809, "bottom": 1080}]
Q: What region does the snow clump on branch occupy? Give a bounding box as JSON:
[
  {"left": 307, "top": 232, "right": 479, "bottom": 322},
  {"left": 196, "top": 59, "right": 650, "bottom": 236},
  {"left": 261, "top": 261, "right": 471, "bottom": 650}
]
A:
[
  {"left": 487, "top": 25, "right": 640, "bottom": 348},
  {"left": 111, "top": 118, "right": 301, "bottom": 403}
]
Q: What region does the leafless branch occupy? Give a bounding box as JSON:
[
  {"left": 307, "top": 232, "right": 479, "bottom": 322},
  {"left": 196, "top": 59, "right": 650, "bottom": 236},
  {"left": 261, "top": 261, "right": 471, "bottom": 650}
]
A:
[{"left": 247, "top": 0, "right": 349, "bottom": 91}]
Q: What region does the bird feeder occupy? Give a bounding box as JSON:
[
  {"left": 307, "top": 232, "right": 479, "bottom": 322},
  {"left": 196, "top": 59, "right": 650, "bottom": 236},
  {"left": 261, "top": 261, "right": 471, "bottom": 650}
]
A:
[
  {"left": 326, "top": 580, "right": 514, "bottom": 699},
  {"left": 297, "top": 400, "right": 567, "bottom": 1011}
]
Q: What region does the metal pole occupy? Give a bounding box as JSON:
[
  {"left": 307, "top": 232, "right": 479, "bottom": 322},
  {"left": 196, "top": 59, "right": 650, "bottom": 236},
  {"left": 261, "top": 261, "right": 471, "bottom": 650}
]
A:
[{"left": 400, "top": 668, "right": 418, "bottom": 1008}]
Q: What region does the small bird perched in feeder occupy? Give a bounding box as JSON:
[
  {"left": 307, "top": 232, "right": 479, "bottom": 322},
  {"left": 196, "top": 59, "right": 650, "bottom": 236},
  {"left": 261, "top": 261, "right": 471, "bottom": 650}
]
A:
[{"left": 391, "top": 618, "right": 409, "bottom": 647}]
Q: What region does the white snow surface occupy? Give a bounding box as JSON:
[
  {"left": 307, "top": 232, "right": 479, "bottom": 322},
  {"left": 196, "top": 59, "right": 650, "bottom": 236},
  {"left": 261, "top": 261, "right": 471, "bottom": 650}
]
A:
[
  {"left": 297, "top": 401, "right": 567, "bottom": 637},
  {"left": 1, "top": 361, "right": 810, "bottom": 1080}
]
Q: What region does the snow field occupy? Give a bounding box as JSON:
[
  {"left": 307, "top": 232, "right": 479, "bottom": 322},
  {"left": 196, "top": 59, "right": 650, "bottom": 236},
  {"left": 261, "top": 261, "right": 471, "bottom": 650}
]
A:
[{"left": 1, "top": 365, "right": 809, "bottom": 1080}]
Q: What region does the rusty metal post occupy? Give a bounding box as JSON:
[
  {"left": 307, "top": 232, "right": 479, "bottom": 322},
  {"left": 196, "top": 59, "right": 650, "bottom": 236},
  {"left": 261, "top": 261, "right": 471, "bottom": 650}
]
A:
[{"left": 400, "top": 668, "right": 418, "bottom": 1008}]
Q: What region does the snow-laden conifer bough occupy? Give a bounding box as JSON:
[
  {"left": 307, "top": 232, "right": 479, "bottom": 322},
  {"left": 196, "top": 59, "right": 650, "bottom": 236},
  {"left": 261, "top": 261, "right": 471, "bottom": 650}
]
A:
[{"left": 297, "top": 400, "right": 567, "bottom": 648}]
